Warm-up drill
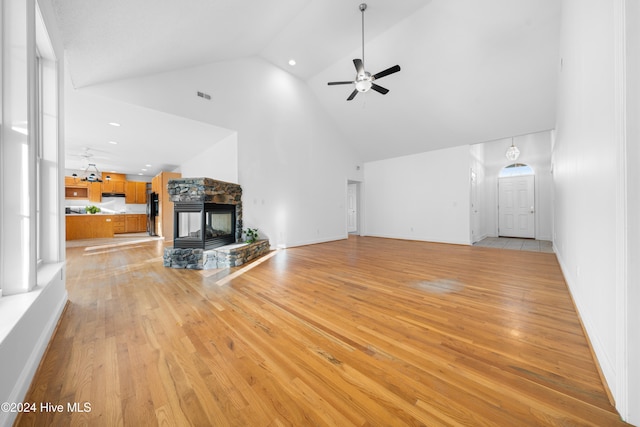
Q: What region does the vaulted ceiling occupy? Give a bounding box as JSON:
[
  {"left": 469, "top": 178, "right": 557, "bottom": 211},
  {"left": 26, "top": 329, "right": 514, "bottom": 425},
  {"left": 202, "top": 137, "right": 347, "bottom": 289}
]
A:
[{"left": 53, "top": 0, "right": 560, "bottom": 175}]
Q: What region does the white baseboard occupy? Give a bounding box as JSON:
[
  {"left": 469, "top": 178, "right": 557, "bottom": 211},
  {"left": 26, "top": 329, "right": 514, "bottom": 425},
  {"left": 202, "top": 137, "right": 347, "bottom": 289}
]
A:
[
  {"left": 363, "top": 232, "right": 471, "bottom": 246},
  {"left": 552, "top": 245, "right": 616, "bottom": 408}
]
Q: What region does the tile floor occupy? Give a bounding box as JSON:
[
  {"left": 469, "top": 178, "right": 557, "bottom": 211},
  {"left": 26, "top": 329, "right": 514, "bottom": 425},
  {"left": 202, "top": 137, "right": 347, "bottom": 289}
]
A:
[{"left": 473, "top": 237, "right": 554, "bottom": 253}]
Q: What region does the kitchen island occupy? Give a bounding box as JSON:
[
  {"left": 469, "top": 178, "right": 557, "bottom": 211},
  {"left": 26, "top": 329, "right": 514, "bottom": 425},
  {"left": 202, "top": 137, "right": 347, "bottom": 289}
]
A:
[{"left": 66, "top": 213, "right": 147, "bottom": 240}]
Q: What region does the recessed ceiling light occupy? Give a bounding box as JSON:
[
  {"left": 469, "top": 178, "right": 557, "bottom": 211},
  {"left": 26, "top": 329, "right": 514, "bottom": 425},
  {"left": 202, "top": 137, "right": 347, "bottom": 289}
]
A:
[
  {"left": 288, "top": 59, "right": 296, "bottom": 66},
  {"left": 138, "top": 173, "right": 143, "bottom": 175},
  {"left": 145, "top": 164, "right": 152, "bottom": 167},
  {"left": 108, "top": 122, "right": 120, "bottom": 127},
  {"left": 141, "top": 168, "right": 147, "bottom": 172},
  {"left": 108, "top": 140, "right": 118, "bottom": 145}
]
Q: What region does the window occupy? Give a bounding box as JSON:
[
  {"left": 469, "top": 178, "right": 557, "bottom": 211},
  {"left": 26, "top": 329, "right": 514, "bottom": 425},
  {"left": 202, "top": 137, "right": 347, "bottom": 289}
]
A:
[
  {"left": 0, "top": 1, "right": 60, "bottom": 296},
  {"left": 35, "top": 4, "right": 60, "bottom": 267},
  {"left": 36, "top": 54, "right": 43, "bottom": 263},
  {"left": 499, "top": 163, "right": 535, "bottom": 178}
]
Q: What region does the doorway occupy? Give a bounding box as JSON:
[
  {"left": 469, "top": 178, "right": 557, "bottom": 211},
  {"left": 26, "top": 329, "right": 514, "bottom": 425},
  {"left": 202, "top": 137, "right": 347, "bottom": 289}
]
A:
[
  {"left": 347, "top": 181, "right": 360, "bottom": 234},
  {"left": 470, "top": 169, "right": 480, "bottom": 243},
  {"left": 498, "top": 165, "right": 535, "bottom": 238}
]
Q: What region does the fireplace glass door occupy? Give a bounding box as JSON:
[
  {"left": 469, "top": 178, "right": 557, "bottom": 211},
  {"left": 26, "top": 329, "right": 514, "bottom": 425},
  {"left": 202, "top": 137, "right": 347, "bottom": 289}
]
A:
[
  {"left": 174, "top": 203, "right": 236, "bottom": 249},
  {"left": 206, "top": 210, "right": 232, "bottom": 238},
  {"left": 177, "top": 211, "right": 203, "bottom": 240}
]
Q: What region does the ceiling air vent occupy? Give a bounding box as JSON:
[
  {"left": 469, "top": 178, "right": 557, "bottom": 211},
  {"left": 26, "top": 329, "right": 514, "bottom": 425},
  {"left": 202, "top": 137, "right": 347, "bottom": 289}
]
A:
[{"left": 197, "top": 91, "right": 211, "bottom": 100}]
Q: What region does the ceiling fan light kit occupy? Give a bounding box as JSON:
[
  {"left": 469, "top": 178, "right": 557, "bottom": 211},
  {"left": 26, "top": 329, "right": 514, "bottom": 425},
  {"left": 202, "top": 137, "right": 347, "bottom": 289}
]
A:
[{"left": 327, "top": 3, "right": 401, "bottom": 101}]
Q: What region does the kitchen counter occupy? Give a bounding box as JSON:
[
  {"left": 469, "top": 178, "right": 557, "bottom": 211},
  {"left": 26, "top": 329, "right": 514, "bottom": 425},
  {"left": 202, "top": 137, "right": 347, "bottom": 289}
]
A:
[
  {"left": 65, "top": 212, "right": 128, "bottom": 216},
  {"left": 66, "top": 213, "right": 147, "bottom": 240}
]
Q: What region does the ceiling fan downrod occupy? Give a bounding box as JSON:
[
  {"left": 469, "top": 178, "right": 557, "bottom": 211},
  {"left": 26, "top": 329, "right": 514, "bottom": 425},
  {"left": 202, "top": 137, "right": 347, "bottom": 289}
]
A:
[{"left": 360, "top": 3, "right": 367, "bottom": 72}]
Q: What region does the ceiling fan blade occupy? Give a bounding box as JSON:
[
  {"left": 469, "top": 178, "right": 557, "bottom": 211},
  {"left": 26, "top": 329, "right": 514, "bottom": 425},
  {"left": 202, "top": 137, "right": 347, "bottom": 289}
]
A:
[
  {"left": 347, "top": 89, "right": 359, "bottom": 101},
  {"left": 353, "top": 59, "right": 364, "bottom": 76},
  {"left": 327, "top": 81, "right": 354, "bottom": 86},
  {"left": 372, "top": 65, "right": 401, "bottom": 80},
  {"left": 371, "top": 83, "right": 389, "bottom": 95}
]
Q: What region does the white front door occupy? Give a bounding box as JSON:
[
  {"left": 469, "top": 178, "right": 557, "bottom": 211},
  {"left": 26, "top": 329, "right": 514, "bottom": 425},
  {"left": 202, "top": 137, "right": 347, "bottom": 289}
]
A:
[
  {"left": 498, "top": 175, "right": 535, "bottom": 238},
  {"left": 347, "top": 183, "right": 357, "bottom": 233}
]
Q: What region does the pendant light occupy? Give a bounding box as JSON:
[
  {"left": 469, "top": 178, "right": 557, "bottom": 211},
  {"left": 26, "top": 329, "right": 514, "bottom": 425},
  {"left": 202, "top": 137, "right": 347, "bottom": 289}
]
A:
[{"left": 505, "top": 138, "right": 520, "bottom": 161}]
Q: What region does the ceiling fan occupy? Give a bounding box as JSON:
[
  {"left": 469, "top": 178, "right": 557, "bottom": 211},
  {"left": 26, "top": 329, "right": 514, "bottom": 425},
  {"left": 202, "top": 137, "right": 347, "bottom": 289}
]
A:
[
  {"left": 68, "top": 148, "right": 111, "bottom": 182},
  {"left": 327, "top": 3, "right": 401, "bottom": 101}
]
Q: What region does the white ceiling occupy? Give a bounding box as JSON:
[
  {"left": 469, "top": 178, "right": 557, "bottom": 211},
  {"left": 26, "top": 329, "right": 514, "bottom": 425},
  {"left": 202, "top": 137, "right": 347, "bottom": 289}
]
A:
[
  {"left": 52, "top": 0, "right": 561, "bottom": 175},
  {"left": 64, "top": 72, "right": 235, "bottom": 176}
]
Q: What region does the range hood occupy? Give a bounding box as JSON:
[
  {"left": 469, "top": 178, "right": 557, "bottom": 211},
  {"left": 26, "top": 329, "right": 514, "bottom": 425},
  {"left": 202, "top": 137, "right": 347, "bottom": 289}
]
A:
[{"left": 102, "top": 192, "right": 126, "bottom": 197}]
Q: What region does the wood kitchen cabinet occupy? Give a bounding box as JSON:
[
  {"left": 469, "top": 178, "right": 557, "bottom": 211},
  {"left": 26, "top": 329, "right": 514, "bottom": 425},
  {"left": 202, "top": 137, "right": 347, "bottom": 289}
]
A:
[
  {"left": 66, "top": 214, "right": 148, "bottom": 240},
  {"left": 125, "top": 181, "right": 136, "bottom": 204},
  {"left": 88, "top": 182, "right": 102, "bottom": 202},
  {"left": 125, "top": 181, "right": 148, "bottom": 204},
  {"left": 125, "top": 214, "right": 147, "bottom": 233},
  {"left": 102, "top": 172, "right": 126, "bottom": 193},
  {"left": 65, "top": 176, "right": 85, "bottom": 187},
  {"left": 112, "top": 215, "right": 125, "bottom": 234},
  {"left": 65, "top": 186, "right": 88, "bottom": 199},
  {"left": 65, "top": 176, "right": 89, "bottom": 199},
  {"left": 66, "top": 215, "right": 115, "bottom": 240},
  {"left": 104, "top": 172, "right": 126, "bottom": 181},
  {"left": 135, "top": 182, "right": 147, "bottom": 203},
  {"left": 102, "top": 180, "right": 125, "bottom": 193},
  {"left": 125, "top": 215, "right": 135, "bottom": 233}
]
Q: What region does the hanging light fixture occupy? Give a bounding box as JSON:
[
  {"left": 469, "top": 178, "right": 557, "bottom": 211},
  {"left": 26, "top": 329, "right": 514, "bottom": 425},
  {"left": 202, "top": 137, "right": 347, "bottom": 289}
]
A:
[
  {"left": 505, "top": 137, "right": 520, "bottom": 161},
  {"left": 80, "top": 163, "right": 104, "bottom": 182}
]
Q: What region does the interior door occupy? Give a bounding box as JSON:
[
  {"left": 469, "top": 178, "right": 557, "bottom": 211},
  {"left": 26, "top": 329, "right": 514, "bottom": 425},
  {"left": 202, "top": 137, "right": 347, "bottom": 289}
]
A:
[
  {"left": 347, "top": 183, "right": 357, "bottom": 233},
  {"left": 498, "top": 175, "right": 535, "bottom": 238},
  {"left": 470, "top": 169, "right": 480, "bottom": 243}
]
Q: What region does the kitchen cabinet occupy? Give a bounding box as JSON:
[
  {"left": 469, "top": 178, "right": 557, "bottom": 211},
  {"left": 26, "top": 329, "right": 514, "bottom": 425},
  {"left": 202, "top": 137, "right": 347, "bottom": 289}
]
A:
[
  {"left": 125, "top": 181, "right": 136, "bottom": 204},
  {"left": 66, "top": 214, "right": 148, "bottom": 239},
  {"left": 125, "top": 181, "right": 148, "bottom": 204},
  {"left": 65, "top": 186, "right": 88, "bottom": 199},
  {"left": 112, "top": 215, "right": 125, "bottom": 234},
  {"left": 102, "top": 172, "right": 126, "bottom": 193},
  {"left": 66, "top": 215, "right": 115, "bottom": 240},
  {"left": 88, "top": 182, "right": 102, "bottom": 202},
  {"left": 138, "top": 214, "right": 147, "bottom": 232},
  {"left": 135, "top": 182, "right": 147, "bottom": 204},
  {"left": 102, "top": 180, "right": 125, "bottom": 193},
  {"left": 65, "top": 176, "right": 86, "bottom": 187},
  {"left": 104, "top": 172, "right": 126, "bottom": 182},
  {"left": 125, "top": 214, "right": 147, "bottom": 233},
  {"left": 65, "top": 176, "right": 89, "bottom": 199}
]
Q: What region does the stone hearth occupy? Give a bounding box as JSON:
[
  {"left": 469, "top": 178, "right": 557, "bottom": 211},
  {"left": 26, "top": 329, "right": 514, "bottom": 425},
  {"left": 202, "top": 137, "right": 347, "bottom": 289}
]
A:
[{"left": 163, "top": 240, "right": 270, "bottom": 270}]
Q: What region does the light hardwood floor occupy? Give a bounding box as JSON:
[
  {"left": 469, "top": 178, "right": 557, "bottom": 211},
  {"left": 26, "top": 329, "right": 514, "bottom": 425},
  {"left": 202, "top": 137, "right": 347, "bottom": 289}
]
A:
[{"left": 16, "top": 236, "right": 628, "bottom": 426}]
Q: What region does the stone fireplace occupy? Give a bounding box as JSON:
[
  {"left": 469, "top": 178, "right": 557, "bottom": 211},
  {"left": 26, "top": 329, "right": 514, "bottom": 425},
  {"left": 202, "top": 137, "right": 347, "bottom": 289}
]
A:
[
  {"left": 164, "top": 177, "right": 270, "bottom": 270},
  {"left": 168, "top": 177, "right": 243, "bottom": 250}
]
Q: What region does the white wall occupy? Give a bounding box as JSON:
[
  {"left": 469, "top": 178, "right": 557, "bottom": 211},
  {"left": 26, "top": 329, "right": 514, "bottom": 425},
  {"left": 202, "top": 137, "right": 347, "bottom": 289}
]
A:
[
  {"left": 81, "top": 57, "right": 364, "bottom": 248},
  {"left": 179, "top": 133, "right": 238, "bottom": 184},
  {"left": 624, "top": 0, "right": 640, "bottom": 423},
  {"left": 477, "top": 131, "right": 554, "bottom": 240},
  {"left": 363, "top": 145, "right": 471, "bottom": 245},
  {"left": 554, "top": 0, "right": 638, "bottom": 422}
]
